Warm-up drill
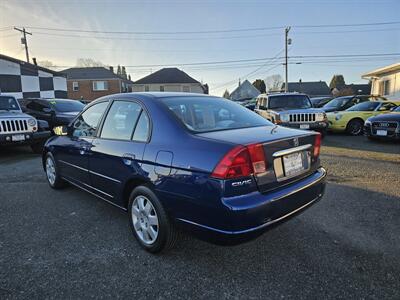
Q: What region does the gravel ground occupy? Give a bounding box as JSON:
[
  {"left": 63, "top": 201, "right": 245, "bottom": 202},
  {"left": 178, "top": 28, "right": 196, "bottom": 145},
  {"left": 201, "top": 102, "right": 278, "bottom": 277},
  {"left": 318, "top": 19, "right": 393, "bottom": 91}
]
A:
[{"left": 0, "top": 135, "right": 399, "bottom": 299}]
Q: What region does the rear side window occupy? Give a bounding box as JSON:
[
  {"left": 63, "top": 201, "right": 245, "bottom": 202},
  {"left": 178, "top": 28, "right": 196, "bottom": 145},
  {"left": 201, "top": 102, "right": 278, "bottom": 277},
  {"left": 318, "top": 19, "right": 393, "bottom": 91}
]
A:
[
  {"left": 101, "top": 101, "right": 142, "bottom": 140},
  {"left": 163, "top": 96, "right": 271, "bottom": 133},
  {"left": 72, "top": 101, "right": 109, "bottom": 137},
  {"left": 132, "top": 111, "right": 150, "bottom": 142}
]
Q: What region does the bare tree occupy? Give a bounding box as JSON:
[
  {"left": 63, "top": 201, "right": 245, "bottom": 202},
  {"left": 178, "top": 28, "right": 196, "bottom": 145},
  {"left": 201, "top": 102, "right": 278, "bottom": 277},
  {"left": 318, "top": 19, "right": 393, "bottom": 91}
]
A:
[
  {"left": 265, "top": 74, "right": 283, "bottom": 92},
  {"left": 37, "top": 60, "right": 55, "bottom": 70},
  {"left": 76, "top": 58, "right": 104, "bottom": 67}
]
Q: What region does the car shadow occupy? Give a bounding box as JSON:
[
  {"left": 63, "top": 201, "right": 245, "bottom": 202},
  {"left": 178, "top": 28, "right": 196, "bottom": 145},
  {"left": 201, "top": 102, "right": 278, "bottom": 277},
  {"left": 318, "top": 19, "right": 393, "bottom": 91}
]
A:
[{"left": 323, "top": 132, "right": 400, "bottom": 155}]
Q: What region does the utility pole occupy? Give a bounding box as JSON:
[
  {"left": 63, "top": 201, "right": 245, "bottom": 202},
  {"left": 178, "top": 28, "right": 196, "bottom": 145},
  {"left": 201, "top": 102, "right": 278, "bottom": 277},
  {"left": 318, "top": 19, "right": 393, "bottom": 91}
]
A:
[
  {"left": 14, "top": 27, "right": 32, "bottom": 63},
  {"left": 284, "top": 26, "right": 291, "bottom": 92}
]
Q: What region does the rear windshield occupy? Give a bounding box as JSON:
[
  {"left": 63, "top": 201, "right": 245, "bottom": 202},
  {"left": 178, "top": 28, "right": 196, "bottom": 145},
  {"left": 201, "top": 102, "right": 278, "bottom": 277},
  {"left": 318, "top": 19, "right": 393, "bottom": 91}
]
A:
[
  {"left": 49, "top": 100, "right": 85, "bottom": 112},
  {"left": 323, "top": 96, "right": 351, "bottom": 108},
  {"left": 163, "top": 96, "right": 272, "bottom": 133},
  {"left": 346, "top": 101, "right": 379, "bottom": 111},
  {"left": 269, "top": 95, "right": 312, "bottom": 109},
  {"left": 0, "top": 96, "right": 20, "bottom": 111}
]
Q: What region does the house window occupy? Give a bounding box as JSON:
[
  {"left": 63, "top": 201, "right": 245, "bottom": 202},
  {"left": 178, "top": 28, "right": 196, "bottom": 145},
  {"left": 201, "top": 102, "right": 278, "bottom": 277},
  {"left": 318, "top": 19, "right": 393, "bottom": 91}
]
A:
[
  {"left": 182, "top": 86, "right": 190, "bottom": 92},
  {"left": 72, "top": 81, "right": 79, "bottom": 91},
  {"left": 93, "top": 81, "right": 108, "bottom": 91},
  {"left": 160, "top": 86, "right": 164, "bottom": 92},
  {"left": 379, "top": 80, "right": 391, "bottom": 96},
  {"left": 145, "top": 85, "right": 149, "bottom": 92}
]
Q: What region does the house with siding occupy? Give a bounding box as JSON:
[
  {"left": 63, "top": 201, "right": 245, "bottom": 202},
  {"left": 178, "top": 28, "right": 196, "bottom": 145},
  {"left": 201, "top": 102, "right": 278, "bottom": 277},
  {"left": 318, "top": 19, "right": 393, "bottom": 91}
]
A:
[
  {"left": 131, "top": 68, "right": 208, "bottom": 94},
  {"left": 229, "top": 80, "right": 260, "bottom": 101},
  {"left": 362, "top": 63, "right": 400, "bottom": 100}
]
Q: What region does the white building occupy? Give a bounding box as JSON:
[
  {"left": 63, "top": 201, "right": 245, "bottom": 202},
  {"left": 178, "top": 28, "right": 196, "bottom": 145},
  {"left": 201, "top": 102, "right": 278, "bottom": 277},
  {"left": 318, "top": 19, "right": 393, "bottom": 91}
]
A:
[
  {"left": 132, "top": 68, "right": 208, "bottom": 94},
  {"left": 362, "top": 62, "right": 400, "bottom": 100},
  {"left": 0, "top": 53, "right": 67, "bottom": 99}
]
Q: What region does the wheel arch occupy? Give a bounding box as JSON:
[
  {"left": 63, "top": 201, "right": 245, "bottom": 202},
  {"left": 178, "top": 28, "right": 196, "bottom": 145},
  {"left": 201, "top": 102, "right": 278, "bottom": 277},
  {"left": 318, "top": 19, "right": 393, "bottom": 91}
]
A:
[{"left": 122, "top": 177, "right": 154, "bottom": 209}]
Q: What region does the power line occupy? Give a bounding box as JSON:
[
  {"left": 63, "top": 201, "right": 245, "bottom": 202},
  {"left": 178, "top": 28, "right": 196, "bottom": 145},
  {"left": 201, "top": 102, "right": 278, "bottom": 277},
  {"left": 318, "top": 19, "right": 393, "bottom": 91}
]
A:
[{"left": 20, "top": 21, "right": 400, "bottom": 35}]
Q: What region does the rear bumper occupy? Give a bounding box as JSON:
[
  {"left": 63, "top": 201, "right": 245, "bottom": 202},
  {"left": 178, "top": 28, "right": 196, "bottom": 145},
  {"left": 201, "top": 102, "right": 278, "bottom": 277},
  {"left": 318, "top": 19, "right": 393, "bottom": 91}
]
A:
[
  {"left": 0, "top": 131, "right": 51, "bottom": 146},
  {"left": 177, "top": 167, "right": 327, "bottom": 244}
]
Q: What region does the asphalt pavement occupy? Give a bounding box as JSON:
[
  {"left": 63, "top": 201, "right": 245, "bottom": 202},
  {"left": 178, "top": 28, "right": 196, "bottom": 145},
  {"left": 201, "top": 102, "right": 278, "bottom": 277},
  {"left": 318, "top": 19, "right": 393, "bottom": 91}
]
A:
[{"left": 0, "top": 135, "right": 399, "bottom": 299}]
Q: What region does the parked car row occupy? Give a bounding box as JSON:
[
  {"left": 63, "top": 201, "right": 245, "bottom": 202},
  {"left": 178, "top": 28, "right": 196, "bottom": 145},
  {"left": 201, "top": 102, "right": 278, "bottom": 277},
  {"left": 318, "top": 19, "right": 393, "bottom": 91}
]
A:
[{"left": 240, "top": 93, "right": 399, "bottom": 141}]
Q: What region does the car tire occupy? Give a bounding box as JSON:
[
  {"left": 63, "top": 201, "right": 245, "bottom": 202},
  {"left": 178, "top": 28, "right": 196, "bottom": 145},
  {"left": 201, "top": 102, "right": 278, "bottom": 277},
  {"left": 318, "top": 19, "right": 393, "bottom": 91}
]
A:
[
  {"left": 128, "top": 186, "right": 179, "bottom": 253},
  {"left": 44, "top": 152, "right": 66, "bottom": 189},
  {"left": 346, "top": 119, "right": 364, "bottom": 136}
]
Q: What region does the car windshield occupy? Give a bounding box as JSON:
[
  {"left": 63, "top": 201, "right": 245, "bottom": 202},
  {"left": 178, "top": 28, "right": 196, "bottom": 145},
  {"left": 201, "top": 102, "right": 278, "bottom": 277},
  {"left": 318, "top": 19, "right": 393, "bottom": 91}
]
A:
[
  {"left": 346, "top": 101, "right": 379, "bottom": 111},
  {"left": 0, "top": 96, "right": 20, "bottom": 111},
  {"left": 323, "top": 97, "right": 351, "bottom": 108},
  {"left": 49, "top": 100, "right": 85, "bottom": 112},
  {"left": 163, "top": 96, "right": 272, "bottom": 133},
  {"left": 268, "top": 95, "right": 312, "bottom": 109}
]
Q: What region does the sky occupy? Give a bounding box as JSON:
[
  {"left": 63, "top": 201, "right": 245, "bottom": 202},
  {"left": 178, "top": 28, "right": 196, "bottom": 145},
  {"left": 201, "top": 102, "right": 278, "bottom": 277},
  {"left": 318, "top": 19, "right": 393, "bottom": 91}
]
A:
[{"left": 0, "top": 0, "right": 399, "bottom": 95}]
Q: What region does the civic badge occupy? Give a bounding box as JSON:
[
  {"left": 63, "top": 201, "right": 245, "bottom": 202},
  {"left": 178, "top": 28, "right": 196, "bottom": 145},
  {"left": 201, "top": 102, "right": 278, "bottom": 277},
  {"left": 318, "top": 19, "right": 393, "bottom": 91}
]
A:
[{"left": 293, "top": 137, "right": 299, "bottom": 147}]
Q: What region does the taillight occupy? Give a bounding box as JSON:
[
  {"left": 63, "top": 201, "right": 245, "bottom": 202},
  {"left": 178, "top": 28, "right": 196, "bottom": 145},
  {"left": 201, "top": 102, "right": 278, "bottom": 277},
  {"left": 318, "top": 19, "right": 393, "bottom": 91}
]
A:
[
  {"left": 313, "top": 133, "right": 321, "bottom": 157},
  {"left": 211, "top": 143, "right": 266, "bottom": 179}
]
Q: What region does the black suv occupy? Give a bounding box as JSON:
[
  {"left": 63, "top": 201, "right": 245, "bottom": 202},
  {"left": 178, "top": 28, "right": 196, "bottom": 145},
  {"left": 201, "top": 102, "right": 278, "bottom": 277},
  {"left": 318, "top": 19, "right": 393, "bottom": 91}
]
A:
[{"left": 19, "top": 98, "right": 85, "bottom": 129}]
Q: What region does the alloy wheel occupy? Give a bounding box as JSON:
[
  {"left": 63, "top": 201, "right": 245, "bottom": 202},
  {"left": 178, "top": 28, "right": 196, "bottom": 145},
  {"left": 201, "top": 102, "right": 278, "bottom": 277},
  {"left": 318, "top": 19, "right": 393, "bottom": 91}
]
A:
[
  {"left": 46, "top": 157, "right": 56, "bottom": 185},
  {"left": 131, "top": 196, "right": 159, "bottom": 245}
]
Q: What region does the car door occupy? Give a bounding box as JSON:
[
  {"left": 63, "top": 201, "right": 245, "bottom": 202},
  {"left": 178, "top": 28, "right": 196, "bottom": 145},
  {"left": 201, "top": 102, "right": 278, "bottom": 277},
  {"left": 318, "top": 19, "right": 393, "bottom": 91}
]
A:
[
  {"left": 89, "top": 100, "right": 150, "bottom": 206},
  {"left": 56, "top": 100, "right": 110, "bottom": 186}
]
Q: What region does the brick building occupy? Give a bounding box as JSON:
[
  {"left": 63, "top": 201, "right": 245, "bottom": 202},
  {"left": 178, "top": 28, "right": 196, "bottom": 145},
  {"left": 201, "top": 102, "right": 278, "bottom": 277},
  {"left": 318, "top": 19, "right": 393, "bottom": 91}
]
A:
[{"left": 61, "top": 67, "right": 134, "bottom": 101}]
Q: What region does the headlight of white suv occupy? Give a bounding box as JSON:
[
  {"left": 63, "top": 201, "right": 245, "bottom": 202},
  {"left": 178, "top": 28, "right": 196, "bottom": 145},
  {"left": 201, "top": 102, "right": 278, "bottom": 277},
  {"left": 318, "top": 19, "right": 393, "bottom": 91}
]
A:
[
  {"left": 27, "top": 118, "right": 36, "bottom": 126},
  {"left": 280, "top": 113, "right": 290, "bottom": 123},
  {"left": 316, "top": 113, "right": 325, "bottom": 122},
  {"left": 335, "top": 114, "right": 343, "bottom": 121}
]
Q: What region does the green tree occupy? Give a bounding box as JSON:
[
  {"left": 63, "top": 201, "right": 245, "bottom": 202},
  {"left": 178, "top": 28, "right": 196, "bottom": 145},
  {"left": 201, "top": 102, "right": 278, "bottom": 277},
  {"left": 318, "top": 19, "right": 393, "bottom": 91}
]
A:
[
  {"left": 329, "top": 75, "right": 346, "bottom": 89},
  {"left": 222, "top": 89, "right": 230, "bottom": 99},
  {"left": 252, "top": 79, "right": 266, "bottom": 93},
  {"left": 121, "top": 66, "right": 127, "bottom": 79}
]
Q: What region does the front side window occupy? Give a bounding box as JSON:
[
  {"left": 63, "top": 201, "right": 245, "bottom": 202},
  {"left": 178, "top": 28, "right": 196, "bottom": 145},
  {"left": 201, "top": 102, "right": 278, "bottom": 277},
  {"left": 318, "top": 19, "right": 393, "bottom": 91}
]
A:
[
  {"left": 72, "top": 101, "right": 109, "bottom": 137},
  {"left": 268, "top": 95, "right": 312, "bottom": 109},
  {"left": 0, "top": 96, "right": 20, "bottom": 111},
  {"left": 100, "top": 101, "right": 142, "bottom": 140},
  {"left": 26, "top": 100, "right": 48, "bottom": 112},
  {"left": 164, "top": 96, "right": 271, "bottom": 133},
  {"left": 93, "top": 81, "right": 108, "bottom": 91},
  {"left": 378, "top": 102, "right": 396, "bottom": 111},
  {"left": 346, "top": 101, "right": 379, "bottom": 112}
]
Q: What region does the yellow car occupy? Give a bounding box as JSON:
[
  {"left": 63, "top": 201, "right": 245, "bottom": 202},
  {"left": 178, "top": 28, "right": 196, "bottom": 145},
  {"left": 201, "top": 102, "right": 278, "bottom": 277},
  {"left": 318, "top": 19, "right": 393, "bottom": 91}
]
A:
[{"left": 327, "top": 101, "right": 398, "bottom": 135}]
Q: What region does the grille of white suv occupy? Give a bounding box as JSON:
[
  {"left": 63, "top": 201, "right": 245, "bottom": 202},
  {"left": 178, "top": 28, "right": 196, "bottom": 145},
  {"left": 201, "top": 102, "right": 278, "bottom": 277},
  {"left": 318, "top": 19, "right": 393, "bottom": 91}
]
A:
[
  {"left": 0, "top": 119, "right": 29, "bottom": 133},
  {"left": 289, "top": 113, "right": 316, "bottom": 123}
]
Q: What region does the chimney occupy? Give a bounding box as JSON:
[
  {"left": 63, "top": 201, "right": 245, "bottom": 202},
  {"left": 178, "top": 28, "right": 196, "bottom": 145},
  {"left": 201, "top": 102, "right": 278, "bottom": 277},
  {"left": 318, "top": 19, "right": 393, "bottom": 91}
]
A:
[
  {"left": 32, "top": 57, "right": 37, "bottom": 66},
  {"left": 109, "top": 66, "right": 114, "bottom": 73},
  {"left": 299, "top": 78, "right": 302, "bottom": 83}
]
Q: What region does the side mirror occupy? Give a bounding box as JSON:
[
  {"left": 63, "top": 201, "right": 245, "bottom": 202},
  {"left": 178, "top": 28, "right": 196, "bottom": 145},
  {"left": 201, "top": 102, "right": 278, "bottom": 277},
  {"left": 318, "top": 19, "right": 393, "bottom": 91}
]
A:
[{"left": 53, "top": 125, "right": 69, "bottom": 136}]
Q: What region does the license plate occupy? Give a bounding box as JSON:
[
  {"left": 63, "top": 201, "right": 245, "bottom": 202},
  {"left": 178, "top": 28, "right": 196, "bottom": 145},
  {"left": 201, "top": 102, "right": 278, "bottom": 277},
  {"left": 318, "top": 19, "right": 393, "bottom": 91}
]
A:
[
  {"left": 283, "top": 152, "right": 304, "bottom": 177},
  {"left": 12, "top": 134, "right": 25, "bottom": 141},
  {"left": 376, "top": 130, "right": 387, "bottom": 136},
  {"left": 300, "top": 124, "right": 310, "bottom": 129}
]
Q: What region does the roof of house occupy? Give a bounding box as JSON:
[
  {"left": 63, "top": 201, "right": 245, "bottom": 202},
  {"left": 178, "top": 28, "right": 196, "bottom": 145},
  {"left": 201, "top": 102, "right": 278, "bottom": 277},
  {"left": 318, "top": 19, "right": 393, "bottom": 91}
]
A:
[
  {"left": 134, "top": 68, "right": 201, "bottom": 84},
  {"left": 362, "top": 62, "right": 400, "bottom": 78},
  {"left": 61, "top": 67, "right": 133, "bottom": 82},
  {"left": 0, "top": 53, "right": 65, "bottom": 76},
  {"left": 229, "top": 79, "right": 260, "bottom": 101},
  {"left": 343, "top": 83, "right": 371, "bottom": 94},
  {"left": 282, "top": 81, "right": 330, "bottom": 96}
]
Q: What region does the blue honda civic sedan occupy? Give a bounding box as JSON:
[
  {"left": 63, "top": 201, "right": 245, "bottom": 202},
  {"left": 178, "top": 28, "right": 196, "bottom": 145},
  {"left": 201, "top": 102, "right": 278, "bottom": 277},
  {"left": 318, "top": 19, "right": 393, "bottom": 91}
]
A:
[{"left": 43, "top": 92, "right": 326, "bottom": 253}]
